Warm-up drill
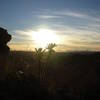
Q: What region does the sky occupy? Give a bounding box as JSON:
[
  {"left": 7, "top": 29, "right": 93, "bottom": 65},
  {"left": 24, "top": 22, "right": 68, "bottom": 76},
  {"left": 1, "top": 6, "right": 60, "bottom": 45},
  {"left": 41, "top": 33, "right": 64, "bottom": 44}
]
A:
[{"left": 1, "top": 0, "right": 100, "bottom": 51}]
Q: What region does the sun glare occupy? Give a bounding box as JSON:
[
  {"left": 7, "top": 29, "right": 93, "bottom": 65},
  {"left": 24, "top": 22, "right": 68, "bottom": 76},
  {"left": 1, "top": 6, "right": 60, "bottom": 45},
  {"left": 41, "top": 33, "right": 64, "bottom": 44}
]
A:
[{"left": 32, "top": 29, "right": 59, "bottom": 48}]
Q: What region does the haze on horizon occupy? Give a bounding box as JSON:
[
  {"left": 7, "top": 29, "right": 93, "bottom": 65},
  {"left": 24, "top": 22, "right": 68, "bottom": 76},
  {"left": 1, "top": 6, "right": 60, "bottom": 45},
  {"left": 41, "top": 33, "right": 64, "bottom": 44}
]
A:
[{"left": 1, "top": 0, "right": 100, "bottom": 52}]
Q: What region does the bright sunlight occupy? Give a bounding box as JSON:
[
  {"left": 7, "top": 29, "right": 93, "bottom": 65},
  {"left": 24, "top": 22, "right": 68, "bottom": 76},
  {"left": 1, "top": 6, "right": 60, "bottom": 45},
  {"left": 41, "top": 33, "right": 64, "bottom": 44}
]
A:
[{"left": 32, "top": 29, "right": 60, "bottom": 48}]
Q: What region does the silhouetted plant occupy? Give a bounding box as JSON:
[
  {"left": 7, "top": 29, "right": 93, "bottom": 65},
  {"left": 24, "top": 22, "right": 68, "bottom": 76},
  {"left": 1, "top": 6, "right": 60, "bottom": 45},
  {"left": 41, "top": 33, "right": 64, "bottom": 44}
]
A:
[
  {"left": 46, "top": 43, "right": 57, "bottom": 60},
  {"left": 42, "top": 43, "right": 57, "bottom": 83},
  {"left": 35, "top": 48, "right": 45, "bottom": 80},
  {"left": 0, "top": 27, "right": 12, "bottom": 80}
]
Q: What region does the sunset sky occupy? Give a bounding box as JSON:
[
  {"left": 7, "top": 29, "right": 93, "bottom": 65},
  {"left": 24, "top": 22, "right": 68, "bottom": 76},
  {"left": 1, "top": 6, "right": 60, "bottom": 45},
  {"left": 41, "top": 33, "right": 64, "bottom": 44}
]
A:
[{"left": 1, "top": 0, "right": 100, "bottom": 51}]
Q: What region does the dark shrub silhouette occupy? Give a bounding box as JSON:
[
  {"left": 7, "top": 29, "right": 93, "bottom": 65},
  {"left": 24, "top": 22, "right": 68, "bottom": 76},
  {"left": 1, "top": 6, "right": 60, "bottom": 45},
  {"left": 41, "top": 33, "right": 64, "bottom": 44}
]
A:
[
  {"left": 0, "top": 27, "right": 11, "bottom": 54},
  {"left": 0, "top": 27, "right": 12, "bottom": 79}
]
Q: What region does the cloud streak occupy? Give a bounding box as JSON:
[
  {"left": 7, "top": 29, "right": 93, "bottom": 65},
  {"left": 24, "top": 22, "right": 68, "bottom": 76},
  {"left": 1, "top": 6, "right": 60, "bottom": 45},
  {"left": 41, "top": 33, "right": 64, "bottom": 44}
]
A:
[
  {"left": 36, "top": 9, "right": 100, "bottom": 23},
  {"left": 10, "top": 9, "right": 100, "bottom": 51},
  {"left": 11, "top": 23, "right": 100, "bottom": 51},
  {"left": 55, "top": 10, "right": 88, "bottom": 19},
  {"left": 38, "top": 15, "right": 62, "bottom": 19}
]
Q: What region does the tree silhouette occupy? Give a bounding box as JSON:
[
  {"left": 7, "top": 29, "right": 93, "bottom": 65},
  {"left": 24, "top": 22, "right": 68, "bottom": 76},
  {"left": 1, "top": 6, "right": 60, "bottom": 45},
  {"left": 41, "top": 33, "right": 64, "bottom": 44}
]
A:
[{"left": 0, "top": 27, "right": 12, "bottom": 80}]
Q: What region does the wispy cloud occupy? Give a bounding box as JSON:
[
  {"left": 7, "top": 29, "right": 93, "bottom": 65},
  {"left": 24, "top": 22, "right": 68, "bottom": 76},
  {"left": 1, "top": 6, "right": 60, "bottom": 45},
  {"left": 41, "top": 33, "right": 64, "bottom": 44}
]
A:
[
  {"left": 55, "top": 10, "right": 88, "bottom": 19},
  {"left": 35, "top": 9, "right": 100, "bottom": 22},
  {"left": 10, "top": 9, "right": 100, "bottom": 51},
  {"left": 38, "top": 15, "right": 62, "bottom": 19},
  {"left": 11, "top": 22, "right": 100, "bottom": 50},
  {"left": 54, "top": 9, "right": 100, "bottom": 23},
  {"left": 14, "top": 30, "right": 31, "bottom": 36}
]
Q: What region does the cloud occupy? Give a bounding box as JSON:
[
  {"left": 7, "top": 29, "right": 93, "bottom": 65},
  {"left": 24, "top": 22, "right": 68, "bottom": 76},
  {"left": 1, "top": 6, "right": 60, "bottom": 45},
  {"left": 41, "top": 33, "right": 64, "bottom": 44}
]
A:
[
  {"left": 11, "top": 23, "right": 100, "bottom": 51},
  {"left": 10, "top": 9, "right": 100, "bottom": 51},
  {"left": 49, "top": 24, "right": 100, "bottom": 50},
  {"left": 38, "top": 15, "right": 62, "bottom": 19},
  {"left": 11, "top": 29, "right": 35, "bottom": 46},
  {"left": 53, "top": 9, "right": 100, "bottom": 23},
  {"left": 33, "top": 9, "right": 88, "bottom": 19},
  {"left": 55, "top": 10, "right": 88, "bottom": 19},
  {"left": 14, "top": 30, "right": 31, "bottom": 36},
  {"left": 35, "top": 9, "right": 100, "bottom": 22}
]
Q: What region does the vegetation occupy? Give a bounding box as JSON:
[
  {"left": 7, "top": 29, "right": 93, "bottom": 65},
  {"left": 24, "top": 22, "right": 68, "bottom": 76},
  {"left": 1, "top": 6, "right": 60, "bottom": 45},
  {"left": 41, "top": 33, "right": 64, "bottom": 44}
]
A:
[
  {"left": 0, "top": 43, "right": 99, "bottom": 99},
  {"left": 35, "top": 48, "right": 45, "bottom": 80},
  {"left": 46, "top": 43, "right": 57, "bottom": 58},
  {"left": 0, "top": 50, "right": 99, "bottom": 99}
]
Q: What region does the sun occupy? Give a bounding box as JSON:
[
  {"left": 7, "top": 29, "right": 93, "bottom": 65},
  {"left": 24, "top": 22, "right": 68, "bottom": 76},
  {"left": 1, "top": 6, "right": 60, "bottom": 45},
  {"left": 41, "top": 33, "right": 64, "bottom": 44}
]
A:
[{"left": 32, "top": 29, "right": 59, "bottom": 48}]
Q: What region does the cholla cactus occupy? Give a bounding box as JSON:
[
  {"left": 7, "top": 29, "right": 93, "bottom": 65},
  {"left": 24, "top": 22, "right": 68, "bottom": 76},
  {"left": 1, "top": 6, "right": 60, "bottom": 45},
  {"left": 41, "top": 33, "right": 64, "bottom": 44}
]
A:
[
  {"left": 35, "top": 48, "right": 45, "bottom": 60},
  {"left": 35, "top": 48, "right": 45, "bottom": 80},
  {"left": 47, "top": 43, "right": 56, "bottom": 51},
  {"left": 44, "top": 43, "right": 57, "bottom": 81},
  {"left": 46, "top": 43, "right": 57, "bottom": 59}
]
